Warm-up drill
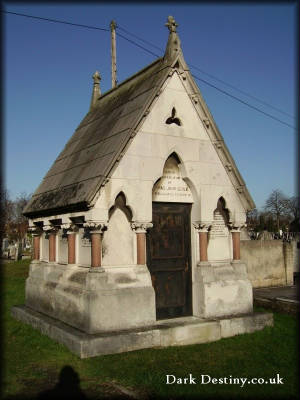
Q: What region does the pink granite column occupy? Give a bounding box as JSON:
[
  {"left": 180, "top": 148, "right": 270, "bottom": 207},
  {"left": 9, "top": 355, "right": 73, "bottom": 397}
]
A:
[
  {"left": 29, "top": 227, "right": 42, "bottom": 261},
  {"left": 136, "top": 233, "right": 146, "bottom": 265},
  {"left": 131, "top": 222, "right": 153, "bottom": 265},
  {"left": 199, "top": 231, "right": 208, "bottom": 262},
  {"left": 49, "top": 231, "right": 56, "bottom": 262},
  {"left": 232, "top": 231, "right": 241, "bottom": 261},
  {"left": 83, "top": 222, "right": 107, "bottom": 268},
  {"left": 33, "top": 235, "right": 40, "bottom": 260},
  {"left": 67, "top": 233, "right": 76, "bottom": 264},
  {"left": 91, "top": 232, "right": 102, "bottom": 268},
  {"left": 193, "top": 222, "right": 211, "bottom": 264}
]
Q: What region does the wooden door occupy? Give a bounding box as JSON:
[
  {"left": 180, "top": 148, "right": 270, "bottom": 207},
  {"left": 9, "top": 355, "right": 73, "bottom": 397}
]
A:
[{"left": 147, "top": 202, "right": 192, "bottom": 319}]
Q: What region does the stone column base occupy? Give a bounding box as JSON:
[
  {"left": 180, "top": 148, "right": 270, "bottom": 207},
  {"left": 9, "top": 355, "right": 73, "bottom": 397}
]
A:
[{"left": 193, "top": 261, "right": 253, "bottom": 318}]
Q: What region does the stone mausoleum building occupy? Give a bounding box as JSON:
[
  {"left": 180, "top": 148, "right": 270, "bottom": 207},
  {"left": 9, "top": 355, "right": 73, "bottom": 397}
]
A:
[{"left": 13, "top": 17, "right": 272, "bottom": 358}]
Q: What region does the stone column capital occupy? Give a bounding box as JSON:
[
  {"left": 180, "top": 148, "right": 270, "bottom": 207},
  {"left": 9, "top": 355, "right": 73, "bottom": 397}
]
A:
[
  {"left": 228, "top": 222, "right": 246, "bottom": 232},
  {"left": 61, "top": 223, "right": 78, "bottom": 233},
  {"left": 131, "top": 222, "right": 153, "bottom": 233},
  {"left": 83, "top": 221, "right": 107, "bottom": 234},
  {"left": 28, "top": 226, "right": 43, "bottom": 236},
  {"left": 193, "top": 221, "right": 212, "bottom": 233},
  {"left": 43, "top": 225, "right": 59, "bottom": 234}
]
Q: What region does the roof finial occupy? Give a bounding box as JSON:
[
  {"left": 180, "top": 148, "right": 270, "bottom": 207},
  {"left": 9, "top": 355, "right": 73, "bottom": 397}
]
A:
[
  {"left": 163, "top": 16, "right": 183, "bottom": 64},
  {"left": 90, "top": 71, "right": 101, "bottom": 110},
  {"left": 165, "top": 16, "right": 178, "bottom": 33},
  {"left": 93, "top": 71, "right": 101, "bottom": 85}
]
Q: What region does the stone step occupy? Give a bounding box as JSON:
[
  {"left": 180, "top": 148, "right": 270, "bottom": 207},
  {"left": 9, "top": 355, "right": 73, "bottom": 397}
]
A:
[{"left": 11, "top": 305, "right": 273, "bottom": 358}]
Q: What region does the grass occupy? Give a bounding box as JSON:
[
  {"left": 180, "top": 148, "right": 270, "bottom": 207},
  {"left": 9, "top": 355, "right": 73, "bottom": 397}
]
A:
[{"left": 2, "top": 259, "right": 299, "bottom": 399}]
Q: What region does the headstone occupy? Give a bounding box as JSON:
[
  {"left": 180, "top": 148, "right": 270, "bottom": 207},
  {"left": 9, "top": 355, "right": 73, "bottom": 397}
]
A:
[
  {"left": 2, "top": 238, "right": 9, "bottom": 251},
  {"left": 15, "top": 241, "right": 22, "bottom": 261},
  {"left": 8, "top": 245, "right": 16, "bottom": 259}
]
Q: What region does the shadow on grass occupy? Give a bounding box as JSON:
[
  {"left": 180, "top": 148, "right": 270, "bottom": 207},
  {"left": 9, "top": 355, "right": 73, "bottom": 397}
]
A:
[
  {"left": 3, "top": 365, "right": 136, "bottom": 400},
  {"left": 36, "top": 365, "right": 87, "bottom": 400},
  {"left": 3, "top": 366, "right": 86, "bottom": 400}
]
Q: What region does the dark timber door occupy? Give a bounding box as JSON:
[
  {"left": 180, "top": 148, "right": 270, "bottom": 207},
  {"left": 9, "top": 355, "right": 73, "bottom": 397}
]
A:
[{"left": 147, "top": 202, "right": 192, "bottom": 320}]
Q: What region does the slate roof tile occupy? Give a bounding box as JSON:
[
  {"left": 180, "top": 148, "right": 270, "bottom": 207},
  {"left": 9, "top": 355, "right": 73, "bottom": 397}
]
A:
[{"left": 24, "top": 57, "right": 170, "bottom": 217}]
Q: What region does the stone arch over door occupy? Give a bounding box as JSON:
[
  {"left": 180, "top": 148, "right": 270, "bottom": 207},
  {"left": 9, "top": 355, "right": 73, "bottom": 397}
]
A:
[
  {"left": 153, "top": 153, "right": 193, "bottom": 203},
  {"left": 147, "top": 153, "right": 193, "bottom": 320}
]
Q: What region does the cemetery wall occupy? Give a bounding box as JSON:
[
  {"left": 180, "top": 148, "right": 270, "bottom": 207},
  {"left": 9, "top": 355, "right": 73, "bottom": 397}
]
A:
[{"left": 240, "top": 240, "right": 294, "bottom": 288}]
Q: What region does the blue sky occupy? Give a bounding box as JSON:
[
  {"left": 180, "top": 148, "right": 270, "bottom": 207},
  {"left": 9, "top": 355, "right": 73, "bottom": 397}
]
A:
[{"left": 3, "top": 3, "right": 298, "bottom": 210}]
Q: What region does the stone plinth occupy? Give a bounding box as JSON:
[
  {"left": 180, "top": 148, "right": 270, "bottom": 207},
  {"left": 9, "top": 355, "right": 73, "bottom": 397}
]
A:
[
  {"left": 11, "top": 306, "right": 273, "bottom": 358},
  {"left": 193, "top": 261, "right": 253, "bottom": 318},
  {"left": 25, "top": 262, "right": 156, "bottom": 334}
]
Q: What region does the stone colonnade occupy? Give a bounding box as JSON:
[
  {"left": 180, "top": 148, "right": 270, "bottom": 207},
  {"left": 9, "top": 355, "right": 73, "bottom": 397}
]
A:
[
  {"left": 193, "top": 221, "right": 244, "bottom": 263},
  {"left": 30, "top": 219, "right": 244, "bottom": 267},
  {"left": 29, "top": 221, "right": 153, "bottom": 267}
]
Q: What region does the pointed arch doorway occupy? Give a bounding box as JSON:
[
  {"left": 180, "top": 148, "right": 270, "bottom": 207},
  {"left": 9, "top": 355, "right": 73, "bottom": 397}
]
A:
[{"left": 147, "top": 154, "right": 193, "bottom": 320}]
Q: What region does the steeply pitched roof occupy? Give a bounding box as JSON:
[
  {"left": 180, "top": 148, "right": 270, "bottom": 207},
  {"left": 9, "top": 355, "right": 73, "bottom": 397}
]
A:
[
  {"left": 24, "top": 57, "right": 172, "bottom": 217},
  {"left": 24, "top": 17, "right": 255, "bottom": 218}
]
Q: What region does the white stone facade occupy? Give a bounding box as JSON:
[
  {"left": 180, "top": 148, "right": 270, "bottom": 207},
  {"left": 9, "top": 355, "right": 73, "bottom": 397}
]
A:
[{"left": 26, "top": 70, "right": 253, "bottom": 333}]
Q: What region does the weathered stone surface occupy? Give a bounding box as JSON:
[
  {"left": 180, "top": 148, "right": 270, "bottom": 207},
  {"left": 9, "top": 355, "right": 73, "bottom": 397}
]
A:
[
  {"left": 11, "top": 306, "right": 273, "bottom": 358},
  {"left": 193, "top": 261, "right": 253, "bottom": 318},
  {"left": 159, "top": 320, "right": 220, "bottom": 346},
  {"left": 220, "top": 313, "right": 273, "bottom": 338},
  {"left": 25, "top": 262, "right": 156, "bottom": 333},
  {"left": 241, "top": 240, "right": 294, "bottom": 288}
]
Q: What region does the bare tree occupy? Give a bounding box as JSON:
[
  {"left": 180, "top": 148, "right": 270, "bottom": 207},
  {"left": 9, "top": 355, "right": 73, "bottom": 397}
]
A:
[
  {"left": 246, "top": 208, "right": 258, "bottom": 230},
  {"left": 286, "top": 196, "right": 299, "bottom": 220},
  {"left": 286, "top": 196, "right": 300, "bottom": 232},
  {"left": 264, "top": 189, "right": 289, "bottom": 231},
  {"left": 1, "top": 189, "right": 15, "bottom": 238},
  {"left": 2, "top": 191, "right": 31, "bottom": 243}
]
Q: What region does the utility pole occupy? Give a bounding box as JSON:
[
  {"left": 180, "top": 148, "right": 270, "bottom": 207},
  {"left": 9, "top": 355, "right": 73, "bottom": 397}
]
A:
[{"left": 110, "top": 20, "right": 117, "bottom": 88}]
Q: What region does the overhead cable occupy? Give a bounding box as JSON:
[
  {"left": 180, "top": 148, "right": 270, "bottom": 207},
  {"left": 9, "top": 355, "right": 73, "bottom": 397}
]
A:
[
  {"left": 191, "top": 73, "right": 296, "bottom": 130},
  {"left": 3, "top": 10, "right": 109, "bottom": 31},
  {"left": 3, "top": 10, "right": 296, "bottom": 130},
  {"left": 117, "top": 23, "right": 295, "bottom": 121}
]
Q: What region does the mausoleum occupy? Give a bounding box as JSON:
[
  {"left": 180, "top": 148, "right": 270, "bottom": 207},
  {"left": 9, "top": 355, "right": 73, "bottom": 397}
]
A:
[{"left": 13, "top": 17, "right": 273, "bottom": 358}]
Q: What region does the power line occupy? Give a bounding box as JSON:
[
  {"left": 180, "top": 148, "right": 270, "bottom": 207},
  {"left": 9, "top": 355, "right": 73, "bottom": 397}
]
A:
[
  {"left": 3, "top": 10, "right": 296, "bottom": 130},
  {"left": 2, "top": 10, "right": 109, "bottom": 31},
  {"left": 114, "top": 28, "right": 296, "bottom": 130},
  {"left": 117, "top": 24, "right": 164, "bottom": 53},
  {"left": 3, "top": 11, "right": 158, "bottom": 57},
  {"left": 116, "top": 31, "right": 160, "bottom": 58},
  {"left": 190, "top": 64, "right": 295, "bottom": 120},
  {"left": 191, "top": 73, "right": 296, "bottom": 130},
  {"left": 117, "top": 24, "right": 295, "bottom": 121}
]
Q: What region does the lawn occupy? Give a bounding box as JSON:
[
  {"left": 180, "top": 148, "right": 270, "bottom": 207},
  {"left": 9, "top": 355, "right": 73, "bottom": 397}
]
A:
[{"left": 2, "top": 259, "right": 299, "bottom": 399}]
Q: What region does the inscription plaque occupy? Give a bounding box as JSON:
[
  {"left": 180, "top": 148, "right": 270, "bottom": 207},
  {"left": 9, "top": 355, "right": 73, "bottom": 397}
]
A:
[
  {"left": 153, "top": 157, "right": 193, "bottom": 203},
  {"left": 210, "top": 210, "right": 228, "bottom": 238}
]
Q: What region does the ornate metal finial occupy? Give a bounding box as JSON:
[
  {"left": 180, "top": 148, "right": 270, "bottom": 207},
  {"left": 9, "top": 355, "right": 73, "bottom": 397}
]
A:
[
  {"left": 92, "top": 71, "right": 101, "bottom": 84},
  {"left": 165, "top": 16, "right": 178, "bottom": 33}
]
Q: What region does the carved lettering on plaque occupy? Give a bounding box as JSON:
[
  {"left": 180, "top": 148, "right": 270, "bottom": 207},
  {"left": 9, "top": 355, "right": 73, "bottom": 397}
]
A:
[
  {"left": 210, "top": 210, "right": 228, "bottom": 238},
  {"left": 152, "top": 156, "right": 193, "bottom": 203}
]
